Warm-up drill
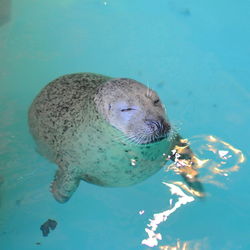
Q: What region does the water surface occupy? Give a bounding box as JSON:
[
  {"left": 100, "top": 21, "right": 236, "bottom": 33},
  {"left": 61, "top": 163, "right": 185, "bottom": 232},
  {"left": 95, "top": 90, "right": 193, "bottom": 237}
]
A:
[{"left": 0, "top": 0, "right": 250, "bottom": 249}]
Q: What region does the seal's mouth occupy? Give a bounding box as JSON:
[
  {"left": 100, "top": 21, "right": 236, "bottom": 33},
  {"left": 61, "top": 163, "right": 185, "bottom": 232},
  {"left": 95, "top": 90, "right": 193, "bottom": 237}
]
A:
[
  {"left": 126, "top": 120, "right": 171, "bottom": 145},
  {"left": 139, "top": 132, "right": 169, "bottom": 145},
  {"left": 142, "top": 119, "right": 171, "bottom": 144}
]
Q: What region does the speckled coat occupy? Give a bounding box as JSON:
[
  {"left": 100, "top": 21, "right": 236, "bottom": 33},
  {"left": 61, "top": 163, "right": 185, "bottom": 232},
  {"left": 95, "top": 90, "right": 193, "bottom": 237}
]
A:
[{"left": 28, "top": 73, "right": 176, "bottom": 203}]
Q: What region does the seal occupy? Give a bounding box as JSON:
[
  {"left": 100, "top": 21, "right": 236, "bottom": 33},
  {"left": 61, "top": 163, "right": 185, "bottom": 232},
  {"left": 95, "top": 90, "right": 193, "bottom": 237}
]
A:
[{"left": 28, "top": 73, "right": 203, "bottom": 203}]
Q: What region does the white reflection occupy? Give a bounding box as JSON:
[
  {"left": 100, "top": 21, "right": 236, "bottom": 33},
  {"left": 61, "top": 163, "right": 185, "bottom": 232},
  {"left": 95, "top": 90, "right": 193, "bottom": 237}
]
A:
[
  {"left": 139, "top": 210, "right": 145, "bottom": 215},
  {"left": 140, "top": 134, "right": 245, "bottom": 248},
  {"left": 141, "top": 183, "right": 194, "bottom": 247}
]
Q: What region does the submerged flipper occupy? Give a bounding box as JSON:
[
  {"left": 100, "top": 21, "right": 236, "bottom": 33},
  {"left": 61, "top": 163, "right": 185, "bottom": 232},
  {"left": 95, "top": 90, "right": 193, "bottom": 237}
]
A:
[{"left": 51, "top": 167, "right": 80, "bottom": 203}]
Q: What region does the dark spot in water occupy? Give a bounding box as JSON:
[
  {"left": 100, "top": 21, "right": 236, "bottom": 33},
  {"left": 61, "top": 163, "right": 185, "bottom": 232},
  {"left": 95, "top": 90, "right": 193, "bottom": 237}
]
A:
[
  {"left": 170, "top": 100, "right": 179, "bottom": 106},
  {"left": 213, "top": 104, "right": 218, "bottom": 108},
  {"left": 157, "top": 81, "right": 164, "bottom": 88},
  {"left": 40, "top": 219, "right": 57, "bottom": 237},
  {"left": 180, "top": 8, "right": 191, "bottom": 16},
  {"left": 137, "top": 70, "right": 143, "bottom": 76},
  {"left": 0, "top": 175, "right": 4, "bottom": 185},
  {"left": 16, "top": 199, "right": 22, "bottom": 206}
]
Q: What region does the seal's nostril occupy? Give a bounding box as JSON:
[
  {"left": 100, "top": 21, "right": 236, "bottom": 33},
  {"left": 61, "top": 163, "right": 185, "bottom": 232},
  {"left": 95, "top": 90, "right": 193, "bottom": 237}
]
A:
[
  {"left": 145, "top": 120, "right": 155, "bottom": 131},
  {"left": 145, "top": 118, "right": 171, "bottom": 134},
  {"left": 145, "top": 120, "right": 161, "bottom": 132}
]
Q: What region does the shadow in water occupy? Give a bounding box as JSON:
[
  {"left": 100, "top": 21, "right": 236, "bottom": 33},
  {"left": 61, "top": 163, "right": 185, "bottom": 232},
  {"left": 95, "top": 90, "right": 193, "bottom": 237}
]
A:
[{"left": 0, "top": 0, "right": 11, "bottom": 27}]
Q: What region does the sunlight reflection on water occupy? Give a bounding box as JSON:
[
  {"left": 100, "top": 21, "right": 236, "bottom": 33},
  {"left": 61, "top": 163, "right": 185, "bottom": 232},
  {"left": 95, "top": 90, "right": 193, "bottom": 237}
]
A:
[{"left": 140, "top": 135, "right": 245, "bottom": 249}]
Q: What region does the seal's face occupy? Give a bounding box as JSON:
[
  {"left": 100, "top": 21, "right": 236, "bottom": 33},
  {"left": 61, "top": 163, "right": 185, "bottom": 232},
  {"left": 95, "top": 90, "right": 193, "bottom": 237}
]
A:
[{"left": 95, "top": 78, "right": 171, "bottom": 145}]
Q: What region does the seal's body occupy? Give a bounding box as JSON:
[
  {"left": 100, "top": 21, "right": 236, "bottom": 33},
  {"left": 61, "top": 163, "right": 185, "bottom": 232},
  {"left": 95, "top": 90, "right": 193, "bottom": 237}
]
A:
[{"left": 29, "top": 73, "right": 202, "bottom": 203}]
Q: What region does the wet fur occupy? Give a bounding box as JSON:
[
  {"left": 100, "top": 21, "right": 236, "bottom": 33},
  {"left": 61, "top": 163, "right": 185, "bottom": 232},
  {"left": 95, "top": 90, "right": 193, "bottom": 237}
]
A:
[{"left": 28, "top": 73, "right": 202, "bottom": 203}]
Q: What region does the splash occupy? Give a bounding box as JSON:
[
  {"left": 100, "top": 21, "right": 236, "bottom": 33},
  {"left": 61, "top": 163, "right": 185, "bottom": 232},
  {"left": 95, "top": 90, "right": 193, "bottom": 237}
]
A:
[
  {"left": 167, "top": 135, "right": 245, "bottom": 192},
  {"left": 186, "top": 135, "right": 246, "bottom": 189},
  {"left": 205, "top": 135, "right": 245, "bottom": 177}
]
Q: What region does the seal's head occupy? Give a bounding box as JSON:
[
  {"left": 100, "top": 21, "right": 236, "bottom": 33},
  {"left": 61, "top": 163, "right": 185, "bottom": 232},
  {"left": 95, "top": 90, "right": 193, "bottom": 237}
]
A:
[{"left": 95, "top": 78, "right": 171, "bottom": 144}]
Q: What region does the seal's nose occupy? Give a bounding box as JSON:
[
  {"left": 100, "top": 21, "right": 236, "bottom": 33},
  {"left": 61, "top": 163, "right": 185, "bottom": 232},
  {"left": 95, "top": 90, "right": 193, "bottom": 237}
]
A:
[
  {"left": 145, "top": 118, "right": 171, "bottom": 134},
  {"left": 159, "top": 118, "right": 171, "bottom": 134},
  {"left": 145, "top": 120, "right": 159, "bottom": 132}
]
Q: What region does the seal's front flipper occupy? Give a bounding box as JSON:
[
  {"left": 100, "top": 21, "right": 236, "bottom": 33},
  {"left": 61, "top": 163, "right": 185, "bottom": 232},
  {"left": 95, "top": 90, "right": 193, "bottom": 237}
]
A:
[
  {"left": 51, "top": 168, "right": 80, "bottom": 203},
  {"left": 171, "top": 134, "right": 205, "bottom": 197}
]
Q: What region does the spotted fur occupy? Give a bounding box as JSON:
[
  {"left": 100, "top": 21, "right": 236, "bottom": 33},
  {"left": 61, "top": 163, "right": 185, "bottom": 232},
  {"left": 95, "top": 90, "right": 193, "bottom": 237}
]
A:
[{"left": 28, "top": 73, "right": 177, "bottom": 203}]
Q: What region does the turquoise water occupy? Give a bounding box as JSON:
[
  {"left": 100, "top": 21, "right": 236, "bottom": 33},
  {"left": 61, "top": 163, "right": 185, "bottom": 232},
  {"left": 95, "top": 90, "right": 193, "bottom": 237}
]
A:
[{"left": 0, "top": 0, "right": 250, "bottom": 249}]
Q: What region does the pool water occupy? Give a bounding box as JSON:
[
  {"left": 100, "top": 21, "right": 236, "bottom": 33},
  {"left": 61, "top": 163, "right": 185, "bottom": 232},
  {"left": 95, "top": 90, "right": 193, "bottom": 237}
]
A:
[{"left": 0, "top": 0, "right": 250, "bottom": 249}]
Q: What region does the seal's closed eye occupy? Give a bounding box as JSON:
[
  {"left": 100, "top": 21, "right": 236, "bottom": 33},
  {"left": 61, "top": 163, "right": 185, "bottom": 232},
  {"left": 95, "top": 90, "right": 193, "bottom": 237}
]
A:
[{"left": 120, "top": 108, "right": 136, "bottom": 112}]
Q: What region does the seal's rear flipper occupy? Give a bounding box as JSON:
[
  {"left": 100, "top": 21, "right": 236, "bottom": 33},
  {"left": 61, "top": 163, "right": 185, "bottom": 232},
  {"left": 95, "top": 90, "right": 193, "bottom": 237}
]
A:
[{"left": 50, "top": 167, "right": 80, "bottom": 203}]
